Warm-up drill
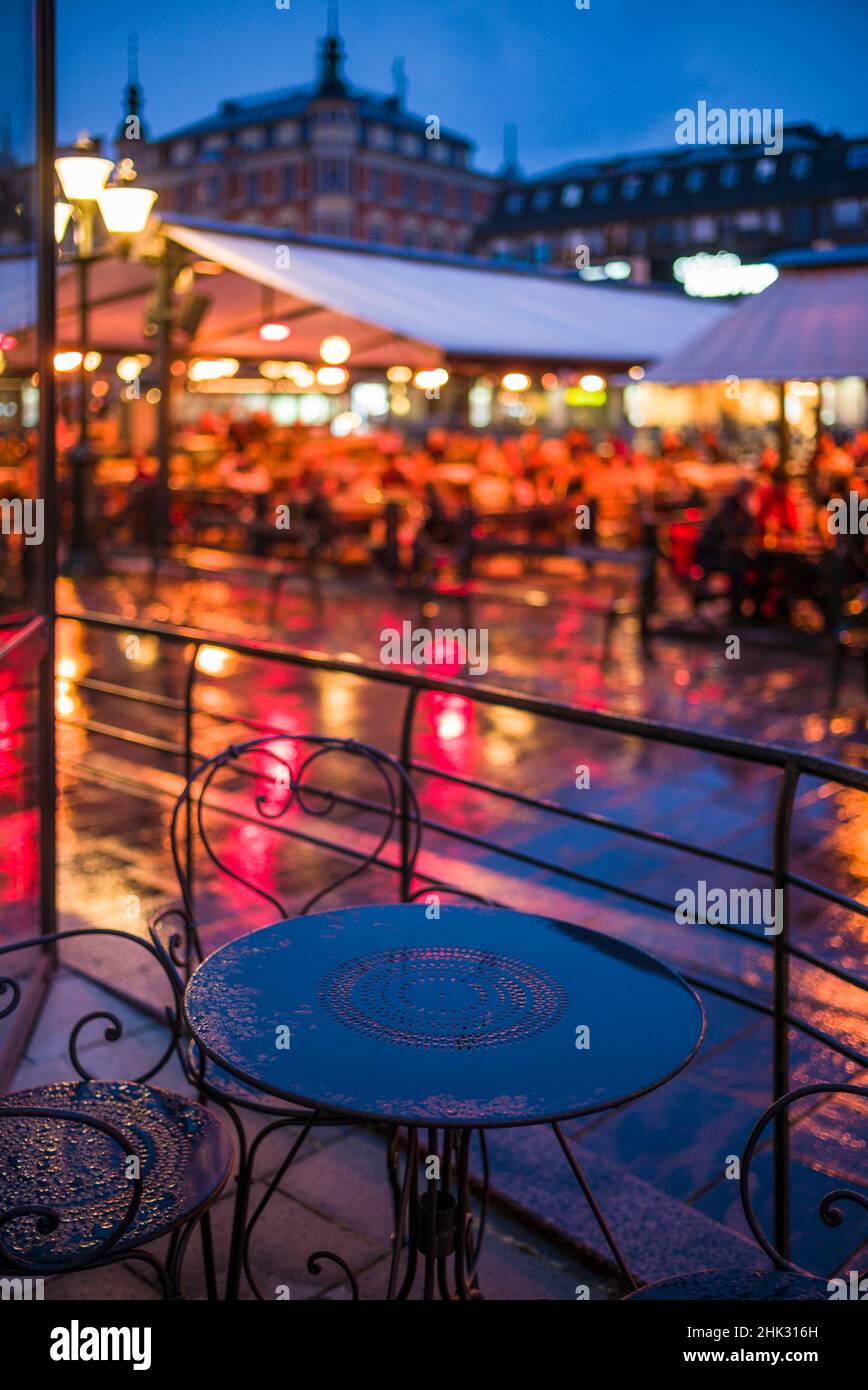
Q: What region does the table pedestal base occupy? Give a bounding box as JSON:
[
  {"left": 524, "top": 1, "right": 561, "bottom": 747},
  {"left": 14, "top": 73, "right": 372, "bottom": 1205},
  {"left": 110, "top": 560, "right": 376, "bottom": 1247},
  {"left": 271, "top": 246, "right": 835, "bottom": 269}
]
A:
[{"left": 386, "top": 1126, "right": 488, "bottom": 1300}]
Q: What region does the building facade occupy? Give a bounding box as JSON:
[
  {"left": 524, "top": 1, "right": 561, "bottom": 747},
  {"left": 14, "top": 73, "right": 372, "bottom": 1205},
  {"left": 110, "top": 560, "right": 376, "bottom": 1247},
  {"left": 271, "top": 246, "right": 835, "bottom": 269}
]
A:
[
  {"left": 131, "top": 25, "right": 501, "bottom": 253},
  {"left": 472, "top": 124, "right": 868, "bottom": 287}
]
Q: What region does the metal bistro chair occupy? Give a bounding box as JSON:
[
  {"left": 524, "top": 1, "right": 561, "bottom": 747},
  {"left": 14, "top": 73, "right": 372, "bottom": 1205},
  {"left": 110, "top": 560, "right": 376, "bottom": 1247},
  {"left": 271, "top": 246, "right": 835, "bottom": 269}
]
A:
[
  {"left": 150, "top": 733, "right": 433, "bottom": 1298},
  {"left": 0, "top": 928, "right": 232, "bottom": 1299},
  {"left": 624, "top": 1083, "right": 868, "bottom": 1301}
]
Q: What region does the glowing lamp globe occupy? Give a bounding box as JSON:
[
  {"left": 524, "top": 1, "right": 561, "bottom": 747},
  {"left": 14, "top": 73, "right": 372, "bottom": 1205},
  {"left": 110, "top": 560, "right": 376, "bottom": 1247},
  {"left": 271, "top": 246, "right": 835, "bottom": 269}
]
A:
[
  {"left": 319, "top": 335, "right": 351, "bottom": 365},
  {"left": 55, "top": 155, "right": 114, "bottom": 201},
  {"left": 98, "top": 184, "right": 158, "bottom": 235}
]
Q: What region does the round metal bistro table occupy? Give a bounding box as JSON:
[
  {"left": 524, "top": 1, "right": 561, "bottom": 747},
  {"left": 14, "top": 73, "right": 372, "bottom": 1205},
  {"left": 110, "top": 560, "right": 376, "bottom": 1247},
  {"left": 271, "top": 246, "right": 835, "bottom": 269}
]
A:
[{"left": 184, "top": 904, "right": 705, "bottom": 1300}]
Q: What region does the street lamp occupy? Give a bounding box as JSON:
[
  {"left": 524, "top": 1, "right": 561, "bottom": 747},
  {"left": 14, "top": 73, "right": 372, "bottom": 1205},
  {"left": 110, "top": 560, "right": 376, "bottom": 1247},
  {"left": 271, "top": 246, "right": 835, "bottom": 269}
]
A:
[{"left": 54, "top": 141, "right": 157, "bottom": 570}]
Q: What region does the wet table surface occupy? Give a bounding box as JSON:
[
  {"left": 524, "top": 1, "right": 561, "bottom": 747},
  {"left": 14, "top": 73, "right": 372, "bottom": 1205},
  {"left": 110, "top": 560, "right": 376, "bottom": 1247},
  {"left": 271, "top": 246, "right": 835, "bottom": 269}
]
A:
[{"left": 184, "top": 905, "right": 705, "bottom": 1127}]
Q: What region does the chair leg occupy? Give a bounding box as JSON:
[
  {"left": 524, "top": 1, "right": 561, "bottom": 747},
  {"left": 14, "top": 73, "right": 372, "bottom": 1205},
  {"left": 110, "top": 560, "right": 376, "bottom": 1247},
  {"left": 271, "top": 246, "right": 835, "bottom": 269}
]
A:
[
  {"left": 167, "top": 1219, "right": 200, "bottom": 1299},
  {"left": 200, "top": 1211, "right": 218, "bottom": 1301},
  {"left": 224, "top": 1165, "right": 252, "bottom": 1302}
]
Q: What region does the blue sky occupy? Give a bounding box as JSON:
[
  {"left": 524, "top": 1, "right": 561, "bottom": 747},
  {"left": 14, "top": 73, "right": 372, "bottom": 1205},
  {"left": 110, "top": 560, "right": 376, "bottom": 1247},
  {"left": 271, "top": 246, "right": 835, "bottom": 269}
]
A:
[{"left": 11, "top": 0, "right": 868, "bottom": 173}]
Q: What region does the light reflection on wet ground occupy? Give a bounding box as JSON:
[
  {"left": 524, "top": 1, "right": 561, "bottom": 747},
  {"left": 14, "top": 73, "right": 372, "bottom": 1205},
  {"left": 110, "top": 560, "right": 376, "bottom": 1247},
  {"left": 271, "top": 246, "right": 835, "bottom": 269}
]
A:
[{"left": 42, "top": 562, "right": 868, "bottom": 1274}]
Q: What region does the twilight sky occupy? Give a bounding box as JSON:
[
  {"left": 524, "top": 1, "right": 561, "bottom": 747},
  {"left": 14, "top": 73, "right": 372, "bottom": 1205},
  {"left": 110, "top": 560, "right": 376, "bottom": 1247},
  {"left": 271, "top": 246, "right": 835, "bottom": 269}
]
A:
[{"left": 14, "top": 0, "right": 868, "bottom": 173}]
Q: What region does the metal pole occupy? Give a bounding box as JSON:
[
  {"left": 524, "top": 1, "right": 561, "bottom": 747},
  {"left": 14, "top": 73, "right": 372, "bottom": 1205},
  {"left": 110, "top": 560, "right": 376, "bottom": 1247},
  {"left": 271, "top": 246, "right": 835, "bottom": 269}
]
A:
[
  {"left": 153, "top": 251, "right": 173, "bottom": 554},
  {"left": 36, "top": 0, "right": 57, "bottom": 945},
  {"left": 65, "top": 247, "right": 99, "bottom": 570},
  {"left": 771, "top": 760, "right": 798, "bottom": 1261},
  {"left": 778, "top": 380, "right": 790, "bottom": 468}
]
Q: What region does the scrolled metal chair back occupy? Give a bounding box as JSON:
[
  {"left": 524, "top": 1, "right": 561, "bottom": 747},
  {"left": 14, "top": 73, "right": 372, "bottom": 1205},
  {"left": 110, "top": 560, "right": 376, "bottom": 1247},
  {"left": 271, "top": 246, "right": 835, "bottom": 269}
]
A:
[
  {"left": 740, "top": 1082, "right": 868, "bottom": 1278},
  {"left": 0, "top": 929, "right": 178, "bottom": 1274},
  {"left": 168, "top": 733, "right": 423, "bottom": 964},
  {"left": 0, "top": 929, "right": 183, "bottom": 1085}
]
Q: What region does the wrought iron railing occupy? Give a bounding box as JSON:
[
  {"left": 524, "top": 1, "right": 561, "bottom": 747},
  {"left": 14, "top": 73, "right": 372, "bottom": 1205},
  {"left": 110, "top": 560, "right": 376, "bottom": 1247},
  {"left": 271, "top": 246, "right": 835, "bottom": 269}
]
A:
[{"left": 55, "top": 606, "right": 868, "bottom": 1261}]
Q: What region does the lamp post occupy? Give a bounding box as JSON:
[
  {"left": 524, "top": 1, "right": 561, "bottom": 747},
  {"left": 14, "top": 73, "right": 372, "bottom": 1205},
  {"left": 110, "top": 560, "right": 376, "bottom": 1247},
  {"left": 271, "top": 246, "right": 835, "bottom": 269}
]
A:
[{"left": 54, "top": 142, "right": 156, "bottom": 571}]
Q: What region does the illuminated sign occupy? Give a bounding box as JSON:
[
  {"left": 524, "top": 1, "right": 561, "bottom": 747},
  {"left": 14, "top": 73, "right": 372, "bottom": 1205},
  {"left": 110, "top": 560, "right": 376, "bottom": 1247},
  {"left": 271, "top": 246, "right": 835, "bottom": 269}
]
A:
[
  {"left": 673, "top": 251, "right": 779, "bottom": 297},
  {"left": 564, "top": 387, "right": 607, "bottom": 407}
]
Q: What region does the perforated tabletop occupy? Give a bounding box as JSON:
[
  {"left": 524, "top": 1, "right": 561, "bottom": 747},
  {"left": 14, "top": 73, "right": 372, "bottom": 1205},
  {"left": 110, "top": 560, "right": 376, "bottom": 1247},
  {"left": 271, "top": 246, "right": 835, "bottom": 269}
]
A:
[{"left": 184, "top": 904, "right": 705, "bottom": 1127}]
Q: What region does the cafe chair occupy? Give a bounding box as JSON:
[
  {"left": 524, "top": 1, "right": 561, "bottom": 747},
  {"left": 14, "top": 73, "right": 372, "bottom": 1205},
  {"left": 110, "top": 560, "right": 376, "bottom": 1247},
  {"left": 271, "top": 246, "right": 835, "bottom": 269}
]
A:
[
  {"left": 0, "top": 928, "right": 232, "bottom": 1299},
  {"left": 624, "top": 1082, "right": 867, "bottom": 1301},
  {"left": 151, "top": 732, "right": 426, "bottom": 1298}
]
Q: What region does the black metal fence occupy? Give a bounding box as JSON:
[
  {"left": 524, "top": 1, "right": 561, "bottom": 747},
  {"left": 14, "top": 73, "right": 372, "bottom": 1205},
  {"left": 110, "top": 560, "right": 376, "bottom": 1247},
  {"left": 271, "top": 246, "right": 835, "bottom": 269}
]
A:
[{"left": 55, "top": 606, "right": 868, "bottom": 1261}]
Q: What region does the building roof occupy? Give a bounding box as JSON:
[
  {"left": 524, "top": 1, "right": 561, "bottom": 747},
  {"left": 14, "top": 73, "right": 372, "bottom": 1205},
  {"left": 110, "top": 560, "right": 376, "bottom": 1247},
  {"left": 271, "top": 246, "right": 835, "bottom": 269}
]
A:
[
  {"left": 154, "top": 28, "right": 475, "bottom": 151},
  {"left": 479, "top": 124, "right": 868, "bottom": 237}
]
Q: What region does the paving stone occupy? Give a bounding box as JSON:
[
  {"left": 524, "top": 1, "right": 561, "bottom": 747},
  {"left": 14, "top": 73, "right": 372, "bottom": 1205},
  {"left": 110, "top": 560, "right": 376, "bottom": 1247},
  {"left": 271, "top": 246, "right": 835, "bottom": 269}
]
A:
[{"left": 478, "top": 1125, "right": 762, "bottom": 1286}]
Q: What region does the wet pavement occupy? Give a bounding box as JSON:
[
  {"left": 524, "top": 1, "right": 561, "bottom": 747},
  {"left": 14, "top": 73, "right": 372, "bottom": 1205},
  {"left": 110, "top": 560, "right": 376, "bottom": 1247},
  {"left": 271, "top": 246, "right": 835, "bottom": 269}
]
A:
[{"left": 12, "top": 552, "right": 867, "bottom": 1294}]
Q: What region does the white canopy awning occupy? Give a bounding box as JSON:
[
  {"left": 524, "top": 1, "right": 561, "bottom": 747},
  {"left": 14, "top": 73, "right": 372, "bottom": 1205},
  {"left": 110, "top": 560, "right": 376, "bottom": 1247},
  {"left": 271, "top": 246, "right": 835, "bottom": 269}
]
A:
[
  {"left": 646, "top": 264, "right": 868, "bottom": 383},
  {"left": 0, "top": 218, "right": 728, "bottom": 372},
  {"left": 161, "top": 218, "right": 728, "bottom": 369}
]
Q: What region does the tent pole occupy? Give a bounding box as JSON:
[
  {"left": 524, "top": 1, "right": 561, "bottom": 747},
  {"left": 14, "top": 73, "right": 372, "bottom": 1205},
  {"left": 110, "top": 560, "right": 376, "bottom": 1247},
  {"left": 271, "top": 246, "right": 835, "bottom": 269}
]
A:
[{"left": 778, "top": 380, "right": 789, "bottom": 468}]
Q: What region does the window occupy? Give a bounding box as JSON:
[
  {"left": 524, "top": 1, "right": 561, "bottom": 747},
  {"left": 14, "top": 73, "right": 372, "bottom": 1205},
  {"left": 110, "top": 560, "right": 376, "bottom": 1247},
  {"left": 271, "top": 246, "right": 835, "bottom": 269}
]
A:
[
  {"left": 246, "top": 171, "right": 259, "bottom": 204},
  {"left": 720, "top": 163, "right": 740, "bottom": 188},
  {"left": 621, "top": 175, "right": 643, "bottom": 199},
  {"left": 591, "top": 181, "right": 611, "bottom": 204},
  {"left": 847, "top": 145, "right": 868, "bottom": 169},
  {"left": 368, "top": 124, "right": 393, "bottom": 150},
  {"left": 531, "top": 238, "right": 551, "bottom": 264},
  {"left": 505, "top": 191, "right": 524, "bottom": 214},
  {"left": 791, "top": 152, "right": 812, "bottom": 179},
  {"left": 399, "top": 133, "right": 421, "bottom": 156},
  {"left": 532, "top": 187, "right": 552, "bottom": 211},
  {"left": 755, "top": 157, "right": 777, "bottom": 182},
  {"left": 458, "top": 187, "right": 471, "bottom": 219},
  {"left": 403, "top": 173, "right": 417, "bottom": 208},
  {"left": 685, "top": 168, "right": 705, "bottom": 192},
  {"left": 430, "top": 182, "right": 444, "bottom": 213},
  {"left": 371, "top": 168, "right": 386, "bottom": 202},
  {"left": 735, "top": 209, "right": 762, "bottom": 230},
  {"left": 691, "top": 214, "right": 717, "bottom": 241},
  {"left": 652, "top": 171, "right": 673, "bottom": 196},
  {"left": 765, "top": 207, "right": 783, "bottom": 233},
  {"left": 317, "top": 158, "right": 349, "bottom": 193},
  {"left": 561, "top": 183, "right": 583, "bottom": 207},
  {"left": 429, "top": 142, "right": 451, "bottom": 164},
  {"left": 283, "top": 166, "right": 297, "bottom": 199},
  {"left": 833, "top": 198, "right": 862, "bottom": 228},
  {"left": 238, "top": 127, "right": 266, "bottom": 152},
  {"left": 202, "top": 135, "right": 225, "bottom": 156},
  {"left": 274, "top": 120, "right": 299, "bottom": 146},
  {"left": 629, "top": 225, "right": 648, "bottom": 252},
  {"left": 170, "top": 140, "right": 195, "bottom": 166}
]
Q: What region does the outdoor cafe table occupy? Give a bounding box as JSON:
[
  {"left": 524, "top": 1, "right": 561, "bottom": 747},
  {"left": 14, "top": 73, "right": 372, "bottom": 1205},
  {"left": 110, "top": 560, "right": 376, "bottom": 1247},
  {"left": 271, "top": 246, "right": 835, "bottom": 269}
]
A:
[{"left": 183, "top": 904, "right": 705, "bottom": 1299}]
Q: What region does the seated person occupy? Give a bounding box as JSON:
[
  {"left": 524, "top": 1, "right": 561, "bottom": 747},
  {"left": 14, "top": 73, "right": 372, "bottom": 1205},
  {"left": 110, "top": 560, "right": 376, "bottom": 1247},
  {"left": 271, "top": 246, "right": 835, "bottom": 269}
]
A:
[{"left": 694, "top": 478, "right": 755, "bottom": 619}]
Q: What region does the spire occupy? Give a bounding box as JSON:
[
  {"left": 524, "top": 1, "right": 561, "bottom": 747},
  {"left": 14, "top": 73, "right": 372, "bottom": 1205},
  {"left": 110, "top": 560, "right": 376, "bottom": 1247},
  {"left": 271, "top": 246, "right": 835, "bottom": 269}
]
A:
[
  {"left": 317, "top": 1, "right": 347, "bottom": 95},
  {"left": 119, "top": 31, "right": 148, "bottom": 142},
  {"left": 501, "top": 122, "right": 520, "bottom": 178},
  {"left": 392, "top": 56, "right": 407, "bottom": 107}
]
